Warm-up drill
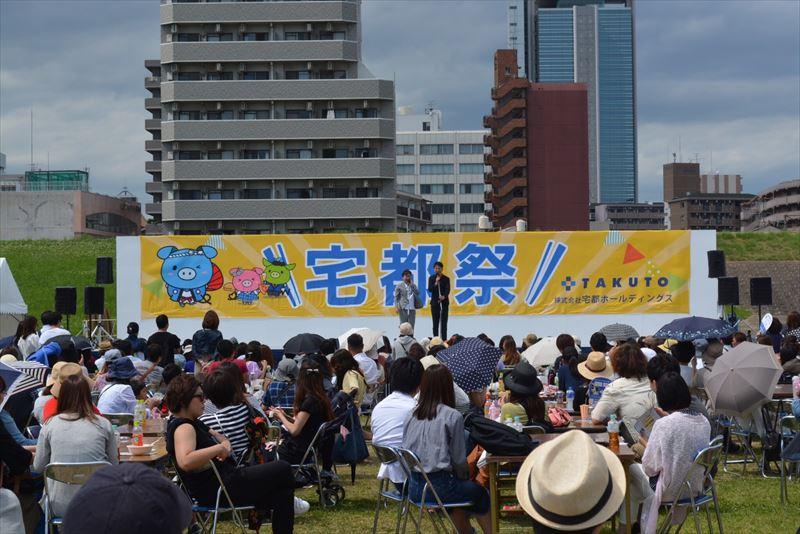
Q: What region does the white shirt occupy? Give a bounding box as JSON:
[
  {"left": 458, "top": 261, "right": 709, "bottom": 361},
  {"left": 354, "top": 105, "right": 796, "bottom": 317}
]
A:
[
  {"left": 354, "top": 352, "right": 381, "bottom": 386},
  {"left": 38, "top": 326, "right": 71, "bottom": 347},
  {"left": 372, "top": 392, "right": 417, "bottom": 483},
  {"left": 97, "top": 383, "right": 137, "bottom": 415},
  {"left": 16, "top": 334, "right": 40, "bottom": 358}
]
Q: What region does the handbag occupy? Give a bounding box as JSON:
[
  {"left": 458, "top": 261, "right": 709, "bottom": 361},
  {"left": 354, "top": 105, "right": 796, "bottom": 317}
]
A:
[
  {"left": 547, "top": 406, "right": 572, "bottom": 428},
  {"left": 331, "top": 406, "right": 369, "bottom": 464}
]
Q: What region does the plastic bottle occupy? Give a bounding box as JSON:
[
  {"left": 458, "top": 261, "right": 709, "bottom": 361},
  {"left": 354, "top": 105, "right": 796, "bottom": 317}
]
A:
[
  {"left": 566, "top": 387, "right": 575, "bottom": 412},
  {"left": 489, "top": 399, "right": 501, "bottom": 421},
  {"left": 484, "top": 393, "right": 492, "bottom": 417},
  {"left": 513, "top": 416, "right": 523, "bottom": 432},
  {"left": 133, "top": 399, "right": 146, "bottom": 447},
  {"left": 607, "top": 414, "right": 620, "bottom": 453},
  {"left": 793, "top": 375, "right": 800, "bottom": 399},
  {"left": 113, "top": 425, "right": 121, "bottom": 447}
]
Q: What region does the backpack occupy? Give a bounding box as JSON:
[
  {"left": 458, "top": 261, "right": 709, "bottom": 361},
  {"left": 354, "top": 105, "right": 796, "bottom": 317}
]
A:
[
  {"left": 464, "top": 413, "right": 536, "bottom": 457},
  {"left": 760, "top": 405, "right": 782, "bottom": 467}
]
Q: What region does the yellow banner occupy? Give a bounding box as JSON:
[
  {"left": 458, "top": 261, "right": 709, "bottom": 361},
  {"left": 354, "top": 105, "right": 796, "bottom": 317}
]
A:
[{"left": 140, "top": 231, "right": 690, "bottom": 318}]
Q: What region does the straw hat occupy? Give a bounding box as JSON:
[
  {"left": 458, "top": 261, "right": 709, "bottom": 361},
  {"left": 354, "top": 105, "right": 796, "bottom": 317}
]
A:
[
  {"left": 577, "top": 351, "right": 614, "bottom": 380},
  {"left": 429, "top": 336, "right": 448, "bottom": 349},
  {"left": 516, "top": 430, "right": 626, "bottom": 531},
  {"left": 50, "top": 362, "right": 87, "bottom": 398},
  {"left": 98, "top": 339, "right": 113, "bottom": 351},
  {"left": 0, "top": 354, "right": 17, "bottom": 363},
  {"left": 419, "top": 355, "right": 440, "bottom": 370}
]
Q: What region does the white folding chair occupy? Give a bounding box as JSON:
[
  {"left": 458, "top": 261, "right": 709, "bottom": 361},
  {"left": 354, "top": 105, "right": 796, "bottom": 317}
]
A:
[
  {"left": 174, "top": 461, "right": 254, "bottom": 534},
  {"left": 657, "top": 436, "right": 724, "bottom": 534},
  {"left": 780, "top": 415, "right": 800, "bottom": 505},
  {"left": 396, "top": 447, "right": 473, "bottom": 534},
  {"left": 42, "top": 461, "right": 110, "bottom": 534}
]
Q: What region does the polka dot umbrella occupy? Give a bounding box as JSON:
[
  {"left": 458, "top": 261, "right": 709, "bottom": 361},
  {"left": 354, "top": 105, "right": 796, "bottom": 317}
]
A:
[{"left": 435, "top": 337, "right": 502, "bottom": 393}]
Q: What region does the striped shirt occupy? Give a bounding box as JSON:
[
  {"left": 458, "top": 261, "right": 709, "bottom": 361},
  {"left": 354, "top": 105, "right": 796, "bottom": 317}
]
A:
[{"left": 199, "top": 403, "right": 252, "bottom": 461}]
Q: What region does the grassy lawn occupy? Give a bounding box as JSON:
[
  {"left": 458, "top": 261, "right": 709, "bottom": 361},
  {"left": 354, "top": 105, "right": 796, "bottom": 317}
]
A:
[
  {"left": 717, "top": 232, "right": 800, "bottom": 261},
  {"left": 0, "top": 237, "right": 116, "bottom": 331},
  {"left": 220, "top": 458, "right": 799, "bottom": 534}
]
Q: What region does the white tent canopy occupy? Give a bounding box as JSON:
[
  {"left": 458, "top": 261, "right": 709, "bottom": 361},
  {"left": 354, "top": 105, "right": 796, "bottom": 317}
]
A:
[{"left": 0, "top": 258, "right": 27, "bottom": 315}]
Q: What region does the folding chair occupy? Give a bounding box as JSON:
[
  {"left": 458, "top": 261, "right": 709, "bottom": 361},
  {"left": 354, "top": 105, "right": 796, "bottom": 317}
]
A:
[
  {"left": 101, "top": 413, "right": 134, "bottom": 427},
  {"left": 780, "top": 415, "right": 800, "bottom": 505},
  {"left": 396, "top": 447, "right": 473, "bottom": 534},
  {"left": 717, "top": 415, "right": 758, "bottom": 474},
  {"left": 371, "top": 444, "right": 409, "bottom": 534},
  {"left": 25, "top": 424, "right": 41, "bottom": 440},
  {"left": 43, "top": 461, "right": 110, "bottom": 534},
  {"left": 174, "top": 461, "right": 254, "bottom": 534},
  {"left": 657, "top": 436, "right": 724, "bottom": 534},
  {"left": 281, "top": 420, "right": 346, "bottom": 507}
]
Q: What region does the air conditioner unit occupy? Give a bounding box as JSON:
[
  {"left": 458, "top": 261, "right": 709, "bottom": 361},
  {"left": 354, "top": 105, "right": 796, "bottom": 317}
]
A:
[{"left": 167, "top": 151, "right": 174, "bottom": 160}]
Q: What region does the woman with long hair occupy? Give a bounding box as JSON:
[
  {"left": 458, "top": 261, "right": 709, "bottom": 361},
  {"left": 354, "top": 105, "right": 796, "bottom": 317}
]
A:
[
  {"left": 330, "top": 348, "right": 367, "bottom": 407},
  {"left": 191, "top": 310, "right": 223, "bottom": 361},
  {"left": 15, "top": 315, "right": 39, "bottom": 359},
  {"left": 402, "top": 364, "right": 491, "bottom": 534},
  {"left": 556, "top": 345, "right": 588, "bottom": 405},
  {"left": 34, "top": 374, "right": 118, "bottom": 516},
  {"left": 501, "top": 336, "right": 521, "bottom": 367},
  {"left": 500, "top": 360, "right": 553, "bottom": 431},
  {"left": 271, "top": 361, "right": 334, "bottom": 466},
  {"left": 166, "top": 374, "right": 298, "bottom": 532}
]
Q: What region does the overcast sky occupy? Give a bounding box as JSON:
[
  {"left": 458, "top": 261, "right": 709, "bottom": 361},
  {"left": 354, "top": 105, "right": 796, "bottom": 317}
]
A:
[{"left": 1, "top": 0, "right": 798, "bottom": 205}]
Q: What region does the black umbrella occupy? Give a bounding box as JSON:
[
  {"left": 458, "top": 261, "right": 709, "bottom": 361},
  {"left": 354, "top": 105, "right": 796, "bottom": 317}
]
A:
[
  {"left": 654, "top": 316, "right": 737, "bottom": 342},
  {"left": 283, "top": 333, "right": 326, "bottom": 355},
  {"left": 436, "top": 337, "right": 502, "bottom": 392}
]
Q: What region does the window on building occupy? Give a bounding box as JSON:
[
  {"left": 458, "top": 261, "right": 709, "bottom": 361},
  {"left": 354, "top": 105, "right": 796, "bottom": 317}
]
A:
[
  {"left": 431, "top": 204, "right": 455, "bottom": 214},
  {"left": 285, "top": 70, "right": 312, "bottom": 80},
  {"left": 459, "top": 164, "right": 484, "bottom": 174},
  {"left": 322, "top": 148, "right": 350, "bottom": 159},
  {"left": 206, "top": 33, "right": 233, "bottom": 42},
  {"left": 177, "top": 111, "right": 201, "bottom": 120},
  {"left": 420, "top": 164, "right": 454, "bottom": 175},
  {"left": 420, "top": 144, "right": 454, "bottom": 155},
  {"left": 206, "top": 150, "right": 234, "bottom": 160},
  {"left": 354, "top": 108, "right": 378, "bottom": 118},
  {"left": 176, "top": 150, "right": 203, "bottom": 160},
  {"left": 397, "top": 144, "right": 414, "bottom": 155},
  {"left": 176, "top": 72, "right": 202, "bottom": 81},
  {"left": 397, "top": 184, "right": 416, "bottom": 194},
  {"left": 396, "top": 164, "right": 415, "bottom": 175},
  {"left": 286, "top": 149, "right": 313, "bottom": 159},
  {"left": 178, "top": 190, "right": 202, "bottom": 200},
  {"left": 422, "top": 122, "right": 431, "bottom": 132},
  {"left": 321, "top": 109, "right": 348, "bottom": 118},
  {"left": 242, "top": 110, "right": 270, "bottom": 120},
  {"left": 207, "top": 190, "right": 235, "bottom": 200},
  {"left": 319, "top": 31, "right": 346, "bottom": 40},
  {"left": 356, "top": 187, "right": 379, "bottom": 198},
  {"left": 459, "top": 203, "right": 485, "bottom": 214},
  {"left": 458, "top": 144, "right": 484, "bottom": 154},
  {"left": 284, "top": 31, "right": 311, "bottom": 41},
  {"left": 175, "top": 33, "right": 200, "bottom": 42},
  {"left": 318, "top": 70, "right": 347, "bottom": 79},
  {"left": 420, "top": 184, "right": 454, "bottom": 195},
  {"left": 242, "top": 188, "right": 272, "bottom": 199},
  {"left": 242, "top": 71, "right": 269, "bottom": 80},
  {"left": 241, "top": 149, "right": 270, "bottom": 159},
  {"left": 322, "top": 188, "right": 350, "bottom": 198},
  {"left": 206, "top": 72, "right": 234, "bottom": 81},
  {"left": 242, "top": 32, "right": 268, "bottom": 41},
  {"left": 460, "top": 223, "right": 478, "bottom": 232},
  {"left": 285, "top": 109, "right": 312, "bottom": 119},
  {"left": 84, "top": 213, "right": 139, "bottom": 235},
  {"left": 286, "top": 188, "right": 315, "bottom": 199},
  {"left": 206, "top": 110, "right": 234, "bottom": 120},
  {"left": 459, "top": 183, "right": 483, "bottom": 194},
  {"left": 354, "top": 148, "right": 376, "bottom": 158}
]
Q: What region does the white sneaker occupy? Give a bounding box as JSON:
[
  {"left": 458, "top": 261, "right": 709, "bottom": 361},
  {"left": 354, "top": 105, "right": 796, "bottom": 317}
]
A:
[{"left": 294, "top": 497, "right": 310, "bottom": 515}]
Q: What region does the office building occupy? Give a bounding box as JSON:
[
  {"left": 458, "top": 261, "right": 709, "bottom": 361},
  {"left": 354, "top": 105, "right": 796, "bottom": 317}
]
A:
[
  {"left": 591, "top": 202, "right": 664, "bottom": 230},
  {"left": 663, "top": 162, "right": 700, "bottom": 202},
  {"left": 396, "top": 108, "right": 488, "bottom": 232},
  {"left": 484, "top": 50, "right": 589, "bottom": 231},
  {"left": 741, "top": 179, "right": 800, "bottom": 232},
  {"left": 521, "top": 0, "right": 637, "bottom": 204},
  {"left": 667, "top": 192, "right": 754, "bottom": 231},
  {"left": 395, "top": 190, "right": 432, "bottom": 232},
  {"left": 0, "top": 171, "right": 143, "bottom": 240},
  {"left": 700, "top": 173, "right": 743, "bottom": 195},
  {"left": 146, "top": 0, "right": 396, "bottom": 235}
]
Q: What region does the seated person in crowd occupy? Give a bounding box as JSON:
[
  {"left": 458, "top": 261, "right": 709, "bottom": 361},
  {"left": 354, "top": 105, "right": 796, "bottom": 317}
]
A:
[
  {"left": 330, "top": 349, "right": 368, "bottom": 408},
  {"left": 166, "top": 375, "right": 298, "bottom": 533},
  {"left": 270, "top": 362, "right": 334, "bottom": 469},
  {"left": 204, "top": 339, "right": 250, "bottom": 384},
  {"left": 556, "top": 346, "right": 588, "bottom": 406},
  {"left": 0, "top": 376, "right": 36, "bottom": 448},
  {"left": 516, "top": 430, "right": 626, "bottom": 534},
  {"left": 371, "top": 358, "right": 424, "bottom": 487},
  {"left": 34, "top": 375, "right": 118, "bottom": 518},
  {"left": 97, "top": 358, "right": 139, "bottom": 415},
  {"left": 135, "top": 343, "right": 165, "bottom": 392},
  {"left": 641, "top": 372, "right": 711, "bottom": 533},
  {"left": 501, "top": 360, "right": 554, "bottom": 432},
  {"left": 262, "top": 358, "right": 298, "bottom": 410},
  {"left": 402, "top": 364, "right": 492, "bottom": 534},
  {"left": 419, "top": 356, "right": 471, "bottom": 414},
  {"left": 41, "top": 362, "right": 100, "bottom": 423},
  {"left": 592, "top": 343, "right": 657, "bottom": 426},
  {"left": 347, "top": 334, "right": 381, "bottom": 387},
  {"left": 199, "top": 368, "right": 252, "bottom": 462}
]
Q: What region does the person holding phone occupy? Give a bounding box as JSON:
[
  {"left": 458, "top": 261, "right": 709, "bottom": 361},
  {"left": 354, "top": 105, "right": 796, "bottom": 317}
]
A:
[
  {"left": 393, "top": 269, "right": 420, "bottom": 329},
  {"left": 427, "top": 262, "right": 450, "bottom": 339}
]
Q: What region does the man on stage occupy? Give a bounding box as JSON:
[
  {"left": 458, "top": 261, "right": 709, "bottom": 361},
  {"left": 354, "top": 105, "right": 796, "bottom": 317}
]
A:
[
  {"left": 393, "top": 269, "right": 420, "bottom": 329},
  {"left": 427, "top": 261, "right": 450, "bottom": 339}
]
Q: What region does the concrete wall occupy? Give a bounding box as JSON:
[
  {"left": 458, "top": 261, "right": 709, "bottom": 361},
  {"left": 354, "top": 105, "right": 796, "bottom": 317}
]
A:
[
  {"left": 726, "top": 261, "right": 800, "bottom": 316},
  {"left": 0, "top": 191, "right": 76, "bottom": 240}
]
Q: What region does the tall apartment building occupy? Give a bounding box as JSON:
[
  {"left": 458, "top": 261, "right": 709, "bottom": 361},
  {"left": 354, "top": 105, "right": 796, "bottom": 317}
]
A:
[
  {"left": 514, "top": 0, "right": 637, "bottom": 204},
  {"left": 145, "top": 0, "right": 396, "bottom": 235},
  {"left": 395, "top": 108, "right": 487, "bottom": 232},
  {"left": 484, "top": 50, "right": 589, "bottom": 231},
  {"left": 741, "top": 179, "right": 800, "bottom": 232},
  {"left": 700, "top": 173, "right": 743, "bottom": 195},
  {"left": 667, "top": 192, "right": 754, "bottom": 231},
  {"left": 663, "top": 162, "right": 700, "bottom": 202},
  {"left": 591, "top": 202, "right": 664, "bottom": 230}
]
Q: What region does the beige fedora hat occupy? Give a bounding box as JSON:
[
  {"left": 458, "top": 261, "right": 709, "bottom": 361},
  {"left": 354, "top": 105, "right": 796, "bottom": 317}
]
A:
[
  {"left": 50, "top": 362, "right": 88, "bottom": 398},
  {"left": 516, "top": 430, "right": 626, "bottom": 531},
  {"left": 577, "top": 351, "right": 614, "bottom": 380},
  {"left": 419, "top": 355, "right": 440, "bottom": 370}
]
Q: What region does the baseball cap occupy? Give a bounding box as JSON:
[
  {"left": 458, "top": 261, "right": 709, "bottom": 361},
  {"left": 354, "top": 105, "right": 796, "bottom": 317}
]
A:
[{"left": 61, "top": 463, "right": 192, "bottom": 534}]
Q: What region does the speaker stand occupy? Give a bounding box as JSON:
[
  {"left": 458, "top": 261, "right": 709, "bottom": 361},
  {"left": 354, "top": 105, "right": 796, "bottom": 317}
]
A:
[
  {"left": 757, "top": 305, "right": 762, "bottom": 331},
  {"left": 81, "top": 315, "right": 114, "bottom": 347}
]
